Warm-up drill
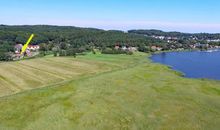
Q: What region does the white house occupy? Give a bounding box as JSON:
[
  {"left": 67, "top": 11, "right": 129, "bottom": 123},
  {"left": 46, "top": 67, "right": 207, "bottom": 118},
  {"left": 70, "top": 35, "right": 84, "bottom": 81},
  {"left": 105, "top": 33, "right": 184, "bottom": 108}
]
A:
[
  {"left": 14, "top": 44, "right": 23, "bottom": 54},
  {"left": 27, "top": 45, "right": 40, "bottom": 51},
  {"left": 121, "top": 46, "right": 127, "bottom": 51}
]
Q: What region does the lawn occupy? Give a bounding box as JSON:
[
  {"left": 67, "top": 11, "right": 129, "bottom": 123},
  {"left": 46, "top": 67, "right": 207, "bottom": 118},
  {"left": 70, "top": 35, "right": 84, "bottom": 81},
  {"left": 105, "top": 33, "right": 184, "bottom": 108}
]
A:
[{"left": 0, "top": 53, "right": 219, "bottom": 130}]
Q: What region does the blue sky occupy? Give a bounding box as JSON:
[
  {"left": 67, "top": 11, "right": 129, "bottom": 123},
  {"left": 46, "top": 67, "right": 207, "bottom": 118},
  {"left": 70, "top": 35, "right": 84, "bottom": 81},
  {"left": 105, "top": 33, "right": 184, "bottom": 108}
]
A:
[{"left": 0, "top": 0, "right": 220, "bottom": 33}]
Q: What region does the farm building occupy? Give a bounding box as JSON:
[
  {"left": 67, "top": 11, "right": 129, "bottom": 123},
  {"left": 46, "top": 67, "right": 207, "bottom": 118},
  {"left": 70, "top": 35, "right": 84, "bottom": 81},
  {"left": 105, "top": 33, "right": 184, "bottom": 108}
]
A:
[
  {"left": 27, "top": 45, "right": 40, "bottom": 51},
  {"left": 14, "top": 44, "right": 23, "bottom": 54}
]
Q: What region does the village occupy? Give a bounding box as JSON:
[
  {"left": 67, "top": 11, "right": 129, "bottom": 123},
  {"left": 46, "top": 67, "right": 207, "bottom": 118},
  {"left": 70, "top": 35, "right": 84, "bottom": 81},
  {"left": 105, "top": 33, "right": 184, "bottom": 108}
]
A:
[
  {"left": 12, "top": 42, "right": 220, "bottom": 61},
  {"left": 150, "top": 35, "right": 220, "bottom": 50},
  {"left": 13, "top": 44, "right": 40, "bottom": 60}
]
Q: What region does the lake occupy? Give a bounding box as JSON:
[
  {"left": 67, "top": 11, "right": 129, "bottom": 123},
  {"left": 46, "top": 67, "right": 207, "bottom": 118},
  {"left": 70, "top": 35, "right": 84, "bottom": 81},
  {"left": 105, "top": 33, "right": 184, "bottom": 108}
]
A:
[{"left": 150, "top": 50, "right": 220, "bottom": 80}]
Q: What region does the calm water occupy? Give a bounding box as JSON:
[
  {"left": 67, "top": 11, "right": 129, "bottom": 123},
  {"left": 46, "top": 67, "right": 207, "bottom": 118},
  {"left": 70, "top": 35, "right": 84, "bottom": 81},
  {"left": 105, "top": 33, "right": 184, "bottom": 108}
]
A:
[{"left": 150, "top": 50, "right": 220, "bottom": 80}]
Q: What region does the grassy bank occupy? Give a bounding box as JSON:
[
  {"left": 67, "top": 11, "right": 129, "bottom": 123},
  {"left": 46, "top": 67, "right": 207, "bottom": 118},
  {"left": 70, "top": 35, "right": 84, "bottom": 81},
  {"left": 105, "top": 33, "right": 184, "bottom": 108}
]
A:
[
  {"left": 0, "top": 54, "right": 131, "bottom": 97},
  {"left": 0, "top": 53, "right": 219, "bottom": 130}
]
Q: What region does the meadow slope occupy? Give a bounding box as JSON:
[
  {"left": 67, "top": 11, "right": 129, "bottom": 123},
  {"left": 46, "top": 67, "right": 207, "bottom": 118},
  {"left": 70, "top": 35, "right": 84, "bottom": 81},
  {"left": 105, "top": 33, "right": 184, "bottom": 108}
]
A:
[
  {"left": 0, "top": 53, "right": 219, "bottom": 130},
  {"left": 0, "top": 55, "right": 129, "bottom": 97}
]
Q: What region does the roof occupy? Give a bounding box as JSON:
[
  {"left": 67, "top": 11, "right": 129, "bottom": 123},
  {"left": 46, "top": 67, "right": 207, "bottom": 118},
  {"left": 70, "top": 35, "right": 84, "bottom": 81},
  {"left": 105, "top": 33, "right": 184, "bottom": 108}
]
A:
[
  {"left": 14, "top": 44, "right": 23, "bottom": 49},
  {"left": 29, "top": 44, "right": 39, "bottom": 46}
]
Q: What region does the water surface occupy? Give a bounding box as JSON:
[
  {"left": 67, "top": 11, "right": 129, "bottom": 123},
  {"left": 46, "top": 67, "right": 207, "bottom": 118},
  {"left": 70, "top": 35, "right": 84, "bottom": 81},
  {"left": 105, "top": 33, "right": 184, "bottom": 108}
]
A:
[{"left": 150, "top": 50, "right": 220, "bottom": 80}]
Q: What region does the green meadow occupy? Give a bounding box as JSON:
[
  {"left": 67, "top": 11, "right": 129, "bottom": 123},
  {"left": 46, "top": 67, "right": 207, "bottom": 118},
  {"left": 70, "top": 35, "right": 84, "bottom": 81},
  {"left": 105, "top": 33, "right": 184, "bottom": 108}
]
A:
[
  {"left": 0, "top": 55, "right": 121, "bottom": 97},
  {"left": 0, "top": 53, "right": 219, "bottom": 130}
]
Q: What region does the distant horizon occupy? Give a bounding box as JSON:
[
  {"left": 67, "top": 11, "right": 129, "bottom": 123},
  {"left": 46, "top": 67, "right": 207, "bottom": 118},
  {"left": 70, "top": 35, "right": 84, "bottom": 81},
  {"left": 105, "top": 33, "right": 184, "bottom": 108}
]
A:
[
  {"left": 1, "top": 0, "right": 220, "bottom": 33},
  {"left": 1, "top": 24, "right": 220, "bottom": 34}
]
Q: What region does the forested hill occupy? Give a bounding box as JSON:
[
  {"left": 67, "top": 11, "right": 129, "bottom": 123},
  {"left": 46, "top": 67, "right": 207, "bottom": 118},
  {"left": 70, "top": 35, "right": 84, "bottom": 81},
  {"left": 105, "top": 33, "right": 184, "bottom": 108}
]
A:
[
  {"left": 2, "top": 25, "right": 220, "bottom": 60},
  {"left": 0, "top": 25, "right": 162, "bottom": 48},
  {"left": 128, "top": 29, "right": 189, "bottom": 37},
  {"left": 128, "top": 29, "right": 220, "bottom": 39}
]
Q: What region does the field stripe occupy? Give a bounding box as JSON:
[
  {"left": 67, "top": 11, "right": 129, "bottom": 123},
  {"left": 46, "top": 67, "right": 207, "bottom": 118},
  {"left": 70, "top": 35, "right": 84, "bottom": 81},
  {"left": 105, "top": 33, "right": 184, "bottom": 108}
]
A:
[
  {"left": 0, "top": 75, "right": 21, "bottom": 92},
  {"left": 18, "top": 62, "right": 67, "bottom": 80}
]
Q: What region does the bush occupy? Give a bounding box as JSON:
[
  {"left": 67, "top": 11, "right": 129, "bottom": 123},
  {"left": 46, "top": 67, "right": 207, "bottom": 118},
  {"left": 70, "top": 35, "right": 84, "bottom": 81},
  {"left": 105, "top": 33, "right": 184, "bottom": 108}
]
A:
[
  {"left": 126, "top": 51, "right": 133, "bottom": 55},
  {"left": 52, "top": 47, "right": 59, "bottom": 57},
  {"left": 77, "top": 47, "right": 86, "bottom": 53},
  {"left": 40, "top": 51, "right": 47, "bottom": 56},
  {"left": 53, "top": 52, "right": 58, "bottom": 57},
  {"left": 138, "top": 46, "right": 150, "bottom": 52},
  {"left": 101, "top": 48, "right": 133, "bottom": 55},
  {"left": 66, "top": 48, "right": 76, "bottom": 57},
  {"left": 59, "top": 50, "right": 67, "bottom": 56},
  {"left": 0, "top": 52, "right": 13, "bottom": 61},
  {"left": 92, "top": 49, "right": 96, "bottom": 54},
  {"left": 101, "top": 48, "right": 114, "bottom": 54}
]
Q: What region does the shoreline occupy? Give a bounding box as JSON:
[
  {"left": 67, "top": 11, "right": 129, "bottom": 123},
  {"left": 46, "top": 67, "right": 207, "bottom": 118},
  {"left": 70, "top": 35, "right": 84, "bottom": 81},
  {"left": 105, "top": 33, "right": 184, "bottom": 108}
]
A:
[
  {"left": 152, "top": 48, "right": 220, "bottom": 54},
  {"left": 149, "top": 50, "right": 220, "bottom": 82}
]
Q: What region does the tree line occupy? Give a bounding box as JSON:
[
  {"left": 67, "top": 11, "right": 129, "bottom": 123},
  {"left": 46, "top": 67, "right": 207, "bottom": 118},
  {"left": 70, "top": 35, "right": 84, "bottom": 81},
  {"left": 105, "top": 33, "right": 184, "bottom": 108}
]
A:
[
  {"left": 2, "top": 26, "right": 220, "bottom": 61},
  {"left": 128, "top": 29, "right": 220, "bottom": 40},
  {"left": 0, "top": 25, "right": 166, "bottom": 60}
]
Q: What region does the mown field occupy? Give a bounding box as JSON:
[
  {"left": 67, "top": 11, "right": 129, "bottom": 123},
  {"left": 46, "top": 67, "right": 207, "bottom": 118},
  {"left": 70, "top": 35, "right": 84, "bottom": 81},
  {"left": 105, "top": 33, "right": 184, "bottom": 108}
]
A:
[
  {"left": 0, "top": 53, "right": 219, "bottom": 130},
  {"left": 0, "top": 54, "right": 130, "bottom": 97}
]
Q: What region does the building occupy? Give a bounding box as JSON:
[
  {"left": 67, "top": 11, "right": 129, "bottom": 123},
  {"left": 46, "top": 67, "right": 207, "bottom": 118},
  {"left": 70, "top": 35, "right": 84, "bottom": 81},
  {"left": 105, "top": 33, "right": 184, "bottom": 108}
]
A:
[
  {"left": 128, "top": 47, "right": 138, "bottom": 52},
  {"left": 207, "top": 39, "right": 220, "bottom": 42},
  {"left": 121, "top": 46, "right": 127, "bottom": 51},
  {"left": 115, "top": 45, "right": 120, "bottom": 50},
  {"left": 151, "top": 46, "right": 163, "bottom": 51},
  {"left": 195, "top": 43, "right": 209, "bottom": 48},
  {"left": 14, "top": 44, "right": 23, "bottom": 54},
  {"left": 27, "top": 45, "right": 40, "bottom": 51},
  {"left": 13, "top": 44, "right": 40, "bottom": 60},
  {"left": 14, "top": 44, "right": 40, "bottom": 53},
  {"left": 152, "top": 36, "right": 165, "bottom": 40}
]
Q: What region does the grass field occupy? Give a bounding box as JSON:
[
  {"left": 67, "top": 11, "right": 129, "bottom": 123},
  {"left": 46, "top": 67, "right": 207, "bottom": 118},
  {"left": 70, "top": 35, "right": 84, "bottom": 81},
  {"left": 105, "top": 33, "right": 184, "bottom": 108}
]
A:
[
  {"left": 0, "top": 54, "right": 130, "bottom": 97},
  {"left": 0, "top": 53, "right": 220, "bottom": 130}
]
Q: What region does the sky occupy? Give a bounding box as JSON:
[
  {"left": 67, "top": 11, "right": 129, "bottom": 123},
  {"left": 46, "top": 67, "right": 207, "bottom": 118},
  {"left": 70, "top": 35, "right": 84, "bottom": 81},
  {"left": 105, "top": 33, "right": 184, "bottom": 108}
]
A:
[{"left": 0, "top": 0, "right": 220, "bottom": 33}]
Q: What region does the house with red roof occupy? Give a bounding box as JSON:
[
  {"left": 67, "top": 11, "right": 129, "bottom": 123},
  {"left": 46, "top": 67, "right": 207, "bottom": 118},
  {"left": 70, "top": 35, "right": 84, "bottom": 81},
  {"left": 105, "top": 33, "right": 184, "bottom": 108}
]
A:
[{"left": 27, "top": 45, "right": 40, "bottom": 51}]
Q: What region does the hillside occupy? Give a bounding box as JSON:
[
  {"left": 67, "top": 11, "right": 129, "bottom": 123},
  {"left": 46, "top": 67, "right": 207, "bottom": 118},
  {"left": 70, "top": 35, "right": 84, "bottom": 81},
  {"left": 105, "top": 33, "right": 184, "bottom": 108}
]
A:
[
  {"left": 0, "top": 25, "right": 166, "bottom": 61},
  {"left": 0, "top": 25, "right": 161, "bottom": 47},
  {"left": 0, "top": 54, "right": 137, "bottom": 97},
  {"left": 0, "top": 53, "right": 219, "bottom": 130},
  {"left": 128, "top": 29, "right": 220, "bottom": 39}
]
